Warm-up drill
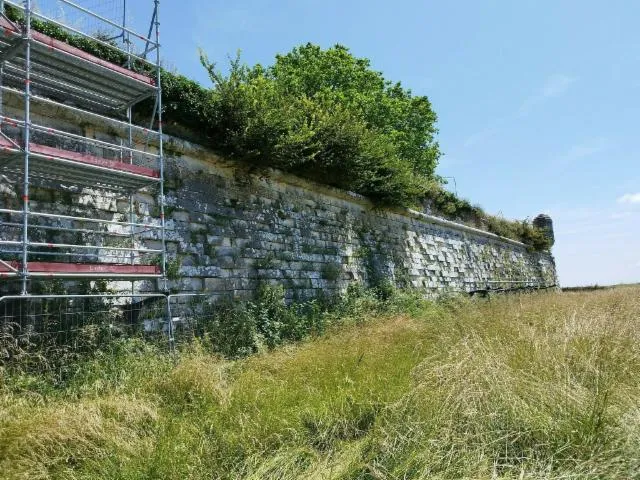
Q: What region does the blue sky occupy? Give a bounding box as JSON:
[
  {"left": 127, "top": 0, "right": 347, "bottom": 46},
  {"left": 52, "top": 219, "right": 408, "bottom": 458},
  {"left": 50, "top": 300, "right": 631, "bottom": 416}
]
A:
[{"left": 126, "top": 0, "right": 640, "bottom": 287}]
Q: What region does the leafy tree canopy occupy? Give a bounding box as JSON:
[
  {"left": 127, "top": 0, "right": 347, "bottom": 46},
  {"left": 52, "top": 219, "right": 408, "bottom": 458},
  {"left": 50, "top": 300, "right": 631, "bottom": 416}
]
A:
[{"left": 201, "top": 43, "right": 441, "bottom": 206}]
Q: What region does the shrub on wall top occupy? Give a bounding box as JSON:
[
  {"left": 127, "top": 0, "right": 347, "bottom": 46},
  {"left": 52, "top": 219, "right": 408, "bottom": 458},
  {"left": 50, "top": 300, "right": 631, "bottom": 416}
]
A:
[
  {"left": 5, "top": 5, "right": 551, "bottom": 250},
  {"left": 199, "top": 44, "right": 440, "bottom": 207}
]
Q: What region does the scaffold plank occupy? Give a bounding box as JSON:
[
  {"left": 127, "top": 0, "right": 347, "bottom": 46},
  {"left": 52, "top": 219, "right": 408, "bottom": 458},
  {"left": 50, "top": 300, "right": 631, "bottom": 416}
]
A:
[
  {"left": 29, "top": 143, "right": 159, "bottom": 178},
  {"left": 0, "top": 18, "right": 156, "bottom": 112},
  {"left": 0, "top": 137, "right": 160, "bottom": 192},
  {"left": 0, "top": 261, "right": 161, "bottom": 277}
]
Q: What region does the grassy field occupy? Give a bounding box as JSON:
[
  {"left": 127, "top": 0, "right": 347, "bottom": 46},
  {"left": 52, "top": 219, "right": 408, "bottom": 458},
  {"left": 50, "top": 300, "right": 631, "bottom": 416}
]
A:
[{"left": 1, "top": 286, "right": 639, "bottom": 479}]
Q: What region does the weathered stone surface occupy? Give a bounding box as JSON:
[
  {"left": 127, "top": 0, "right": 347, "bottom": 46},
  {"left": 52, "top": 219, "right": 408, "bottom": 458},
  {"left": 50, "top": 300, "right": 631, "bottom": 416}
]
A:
[{"left": 0, "top": 99, "right": 557, "bottom": 296}]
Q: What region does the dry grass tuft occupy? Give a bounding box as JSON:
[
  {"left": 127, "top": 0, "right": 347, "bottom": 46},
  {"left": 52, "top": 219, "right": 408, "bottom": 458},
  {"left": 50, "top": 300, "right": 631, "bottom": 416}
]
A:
[
  {"left": 152, "top": 350, "right": 231, "bottom": 408},
  {"left": 1, "top": 286, "right": 639, "bottom": 479},
  {"left": 0, "top": 395, "right": 157, "bottom": 479}
]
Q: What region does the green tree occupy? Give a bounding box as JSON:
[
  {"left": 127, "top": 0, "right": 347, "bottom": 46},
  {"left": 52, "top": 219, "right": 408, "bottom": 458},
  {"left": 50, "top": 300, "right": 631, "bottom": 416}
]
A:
[{"left": 201, "top": 43, "right": 441, "bottom": 206}]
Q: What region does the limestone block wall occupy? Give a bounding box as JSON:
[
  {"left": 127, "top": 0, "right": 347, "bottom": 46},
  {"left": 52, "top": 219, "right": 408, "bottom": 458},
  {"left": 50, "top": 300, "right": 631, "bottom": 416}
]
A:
[
  {"left": 0, "top": 99, "right": 557, "bottom": 298},
  {"left": 156, "top": 148, "right": 557, "bottom": 299}
]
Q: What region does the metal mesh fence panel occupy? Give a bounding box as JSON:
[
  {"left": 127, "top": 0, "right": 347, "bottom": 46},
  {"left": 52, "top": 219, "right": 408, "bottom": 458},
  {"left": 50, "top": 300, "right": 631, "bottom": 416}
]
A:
[
  {"left": 0, "top": 292, "right": 254, "bottom": 373},
  {"left": 0, "top": 293, "right": 167, "bottom": 373},
  {"left": 32, "top": 0, "right": 126, "bottom": 44},
  {"left": 168, "top": 293, "right": 214, "bottom": 348}
]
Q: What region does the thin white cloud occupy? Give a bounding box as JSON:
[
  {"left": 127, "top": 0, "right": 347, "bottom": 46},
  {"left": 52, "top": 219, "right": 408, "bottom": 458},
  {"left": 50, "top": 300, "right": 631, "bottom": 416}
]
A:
[
  {"left": 610, "top": 211, "right": 633, "bottom": 219},
  {"left": 548, "top": 206, "right": 597, "bottom": 220},
  {"left": 542, "top": 74, "right": 577, "bottom": 97},
  {"left": 601, "top": 231, "right": 631, "bottom": 240},
  {"left": 549, "top": 206, "right": 635, "bottom": 237},
  {"left": 555, "top": 137, "right": 609, "bottom": 167},
  {"left": 438, "top": 155, "right": 466, "bottom": 168},
  {"left": 519, "top": 73, "right": 577, "bottom": 115},
  {"left": 196, "top": 4, "right": 266, "bottom": 34},
  {"left": 463, "top": 124, "right": 500, "bottom": 148},
  {"left": 463, "top": 73, "right": 577, "bottom": 148},
  {"left": 618, "top": 193, "right": 640, "bottom": 204}
]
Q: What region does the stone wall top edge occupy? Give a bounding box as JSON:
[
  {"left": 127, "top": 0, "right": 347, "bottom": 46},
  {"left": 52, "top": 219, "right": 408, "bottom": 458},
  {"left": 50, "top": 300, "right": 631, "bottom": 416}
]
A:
[
  {"left": 404, "top": 209, "right": 527, "bottom": 248},
  {"left": 167, "top": 134, "right": 534, "bottom": 251},
  {"left": 24, "top": 101, "right": 537, "bottom": 253}
]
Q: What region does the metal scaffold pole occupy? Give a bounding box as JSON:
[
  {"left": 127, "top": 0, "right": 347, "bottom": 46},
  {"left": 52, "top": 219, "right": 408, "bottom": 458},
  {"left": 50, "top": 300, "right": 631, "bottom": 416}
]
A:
[
  {"left": 0, "top": 1, "right": 4, "bottom": 115},
  {"left": 0, "top": 0, "right": 4, "bottom": 162},
  {"left": 153, "top": 0, "right": 172, "bottom": 354},
  {"left": 124, "top": 4, "right": 135, "bottom": 296},
  {"left": 21, "top": 0, "right": 31, "bottom": 295},
  {"left": 154, "top": 0, "right": 167, "bottom": 294}
]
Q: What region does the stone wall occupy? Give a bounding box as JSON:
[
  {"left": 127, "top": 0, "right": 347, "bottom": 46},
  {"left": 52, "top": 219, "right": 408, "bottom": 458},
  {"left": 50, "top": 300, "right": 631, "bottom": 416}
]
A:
[{"left": 0, "top": 97, "right": 558, "bottom": 298}]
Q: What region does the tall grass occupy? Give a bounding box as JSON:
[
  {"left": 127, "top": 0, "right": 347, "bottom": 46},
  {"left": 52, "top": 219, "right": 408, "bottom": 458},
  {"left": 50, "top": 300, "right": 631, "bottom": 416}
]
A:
[{"left": 1, "top": 286, "right": 639, "bottom": 479}]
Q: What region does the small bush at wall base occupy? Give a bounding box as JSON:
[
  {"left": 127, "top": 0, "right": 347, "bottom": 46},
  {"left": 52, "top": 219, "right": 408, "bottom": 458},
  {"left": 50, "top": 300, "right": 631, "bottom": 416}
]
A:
[
  {"left": 196, "top": 301, "right": 259, "bottom": 358},
  {"left": 185, "top": 282, "right": 432, "bottom": 359},
  {"left": 194, "top": 283, "right": 331, "bottom": 357}
]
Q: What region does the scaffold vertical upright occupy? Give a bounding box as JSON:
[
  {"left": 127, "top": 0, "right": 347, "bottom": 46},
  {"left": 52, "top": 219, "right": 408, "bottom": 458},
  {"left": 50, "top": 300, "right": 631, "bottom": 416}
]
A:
[
  {"left": 0, "top": 0, "right": 166, "bottom": 295},
  {"left": 154, "top": 0, "right": 167, "bottom": 293},
  {"left": 21, "top": 0, "right": 31, "bottom": 295}
]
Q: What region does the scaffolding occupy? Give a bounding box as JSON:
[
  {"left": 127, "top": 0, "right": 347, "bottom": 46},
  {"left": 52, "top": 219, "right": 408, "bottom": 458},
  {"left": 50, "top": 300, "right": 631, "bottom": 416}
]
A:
[{"left": 0, "top": 0, "right": 166, "bottom": 294}]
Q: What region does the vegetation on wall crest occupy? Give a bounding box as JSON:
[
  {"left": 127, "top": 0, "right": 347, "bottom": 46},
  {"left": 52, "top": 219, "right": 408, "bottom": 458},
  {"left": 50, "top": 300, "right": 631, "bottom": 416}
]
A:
[{"left": 5, "top": 5, "right": 551, "bottom": 250}]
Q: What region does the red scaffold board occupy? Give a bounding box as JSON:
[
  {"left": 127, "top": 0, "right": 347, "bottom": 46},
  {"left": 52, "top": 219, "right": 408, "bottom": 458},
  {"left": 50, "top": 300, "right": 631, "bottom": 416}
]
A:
[
  {"left": 0, "top": 261, "right": 160, "bottom": 276},
  {"left": 0, "top": 18, "right": 155, "bottom": 87},
  {"left": 0, "top": 136, "right": 159, "bottom": 178}
]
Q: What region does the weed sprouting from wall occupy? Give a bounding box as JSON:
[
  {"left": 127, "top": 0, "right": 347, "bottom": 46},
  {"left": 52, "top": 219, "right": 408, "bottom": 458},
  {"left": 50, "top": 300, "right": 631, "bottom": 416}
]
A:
[
  {"left": 321, "top": 262, "right": 341, "bottom": 281},
  {"left": 165, "top": 257, "right": 182, "bottom": 280}
]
